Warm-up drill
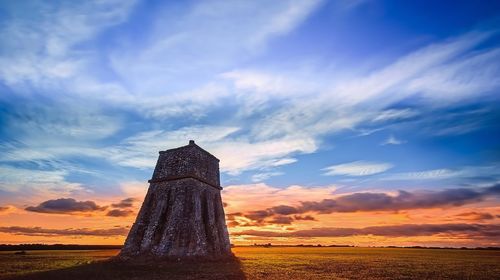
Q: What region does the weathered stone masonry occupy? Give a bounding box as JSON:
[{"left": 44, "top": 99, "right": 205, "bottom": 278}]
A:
[{"left": 119, "top": 140, "right": 232, "bottom": 259}]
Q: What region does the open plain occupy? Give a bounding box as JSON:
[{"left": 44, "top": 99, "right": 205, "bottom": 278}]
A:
[{"left": 1, "top": 247, "right": 499, "bottom": 280}]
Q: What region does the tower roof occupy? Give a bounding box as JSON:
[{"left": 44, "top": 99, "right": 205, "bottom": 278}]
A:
[
  {"left": 149, "top": 140, "right": 221, "bottom": 189},
  {"left": 159, "top": 140, "right": 220, "bottom": 162}
]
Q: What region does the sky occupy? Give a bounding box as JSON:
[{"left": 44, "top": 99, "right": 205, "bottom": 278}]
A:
[{"left": 0, "top": 0, "right": 499, "bottom": 247}]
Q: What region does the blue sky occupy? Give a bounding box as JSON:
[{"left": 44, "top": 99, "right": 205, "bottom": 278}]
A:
[{"left": 1, "top": 0, "right": 500, "bottom": 207}]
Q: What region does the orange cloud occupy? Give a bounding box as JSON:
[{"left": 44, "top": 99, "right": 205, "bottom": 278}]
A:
[
  {"left": 0, "top": 205, "right": 16, "bottom": 215},
  {"left": 455, "top": 211, "right": 496, "bottom": 221},
  {"left": 1, "top": 182, "right": 499, "bottom": 247},
  {"left": 0, "top": 226, "right": 129, "bottom": 237},
  {"left": 111, "top": 198, "right": 137, "bottom": 208},
  {"left": 106, "top": 209, "right": 135, "bottom": 217},
  {"left": 234, "top": 223, "right": 500, "bottom": 239}
]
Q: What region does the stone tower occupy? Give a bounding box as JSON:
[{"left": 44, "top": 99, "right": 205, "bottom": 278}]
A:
[{"left": 119, "top": 140, "right": 232, "bottom": 260}]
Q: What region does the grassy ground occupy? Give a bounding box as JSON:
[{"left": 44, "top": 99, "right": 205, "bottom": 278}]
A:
[{"left": 1, "top": 247, "right": 499, "bottom": 279}]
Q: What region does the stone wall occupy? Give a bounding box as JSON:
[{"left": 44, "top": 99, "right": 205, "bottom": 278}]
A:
[{"left": 120, "top": 178, "right": 231, "bottom": 259}]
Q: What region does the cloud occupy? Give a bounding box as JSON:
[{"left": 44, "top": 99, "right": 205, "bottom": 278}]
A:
[
  {"left": 1, "top": 101, "right": 123, "bottom": 144},
  {"left": 433, "top": 122, "right": 482, "bottom": 136},
  {"left": 322, "top": 161, "right": 393, "bottom": 176},
  {"left": 0, "top": 205, "right": 16, "bottom": 215},
  {"left": 111, "top": 198, "right": 136, "bottom": 208},
  {"left": 226, "top": 212, "right": 242, "bottom": 221},
  {"left": 1, "top": 9, "right": 498, "bottom": 183},
  {"left": 0, "top": 1, "right": 499, "bottom": 221},
  {"left": 227, "top": 221, "right": 241, "bottom": 227},
  {"left": 243, "top": 31, "right": 499, "bottom": 148},
  {"left": 213, "top": 137, "right": 315, "bottom": 175},
  {"left": 106, "top": 197, "right": 137, "bottom": 217},
  {"left": 381, "top": 135, "right": 406, "bottom": 145},
  {"left": 456, "top": 212, "right": 496, "bottom": 221},
  {"left": 293, "top": 215, "right": 316, "bottom": 221},
  {"left": 301, "top": 185, "right": 500, "bottom": 213},
  {"left": 268, "top": 215, "right": 294, "bottom": 225},
  {"left": 372, "top": 109, "right": 418, "bottom": 123},
  {"left": 107, "top": 125, "right": 315, "bottom": 174},
  {"left": 243, "top": 210, "right": 272, "bottom": 222},
  {"left": 0, "top": 206, "right": 13, "bottom": 215},
  {"left": 248, "top": 0, "right": 324, "bottom": 48},
  {"left": 332, "top": 32, "right": 494, "bottom": 106},
  {"left": 251, "top": 172, "right": 284, "bottom": 182},
  {"left": 382, "top": 165, "right": 500, "bottom": 181},
  {"left": 108, "top": 0, "right": 323, "bottom": 98},
  {"left": 406, "top": 47, "right": 500, "bottom": 101},
  {"left": 0, "top": 226, "right": 128, "bottom": 237},
  {"left": 272, "top": 205, "right": 301, "bottom": 215},
  {"left": 220, "top": 68, "right": 319, "bottom": 105},
  {"left": 0, "top": 165, "right": 84, "bottom": 204},
  {"left": 229, "top": 184, "right": 500, "bottom": 224},
  {"left": 234, "top": 223, "right": 500, "bottom": 239},
  {"left": 25, "top": 198, "right": 106, "bottom": 214},
  {"left": 0, "top": 166, "right": 73, "bottom": 190},
  {"left": 104, "top": 30, "right": 500, "bottom": 176},
  {"left": 236, "top": 205, "right": 308, "bottom": 226},
  {"left": 119, "top": 181, "right": 148, "bottom": 198},
  {"left": 0, "top": 0, "right": 137, "bottom": 87},
  {"left": 390, "top": 169, "right": 458, "bottom": 180},
  {"left": 106, "top": 209, "right": 135, "bottom": 217},
  {"left": 223, "top": 183, "right": 338, "bottom": 214},
  {"left": 106, "top": 126, "right": 239, "bottom": 169},
  {"left": 298, "top": 188, "right": 488, "bottom": 213}
]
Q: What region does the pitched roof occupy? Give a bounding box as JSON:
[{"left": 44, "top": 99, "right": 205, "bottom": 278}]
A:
[{"left": 159, "top": 140, "right": 220, "bottom": 162}]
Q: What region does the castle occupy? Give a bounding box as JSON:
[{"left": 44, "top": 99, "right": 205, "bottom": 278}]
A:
[{"left": 119, "top": 140, "right": 232, "bottom": 260}]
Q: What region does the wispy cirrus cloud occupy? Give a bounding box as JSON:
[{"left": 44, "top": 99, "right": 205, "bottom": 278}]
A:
[
  {"left": 108, "top": 0, "right": 324, "bottom": 99},
  {"left": 241, "top": 31, "right": 500, "bottom": 149},
  {"left": 381, "top": 164, "right": 500, "bottom": 182},
  {"left": 0, "top": 0, "right": 137, "bottom": 88},
  {"left": 0, "top": 165, "right": 84, "bottom": 204},
  {"left": 105, "top": 125, "right": 239, "bottom": 169},
  {"left": 322, "top": 161, "right": 393, "bottom": 176},
  {"left": 106, "top": 125, "right": 315, "bottom": 174},
  {"left": 1, "top": 9, "right": 498, "bottom": 182},
  {"left": 249, "top": 0, "right": 324, "bottom": 48},
  {"left": 251, "top": 172, "right": 284, "bottom": 182},
  {"left": 372, "top": 109, "right": 418, "bottom": 123}
]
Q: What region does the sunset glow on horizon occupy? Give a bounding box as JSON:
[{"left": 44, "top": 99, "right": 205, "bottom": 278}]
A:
[{"left": 1, "top": 0, "right": 500, "bottom": 248}]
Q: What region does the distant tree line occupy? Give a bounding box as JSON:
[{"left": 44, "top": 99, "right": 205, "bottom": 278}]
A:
[
  {"left": 1, "top": 243, "right": 498, "bottom": 251},
  {"left": 0, "top": 244, "right": 123, "bottom": 251}
]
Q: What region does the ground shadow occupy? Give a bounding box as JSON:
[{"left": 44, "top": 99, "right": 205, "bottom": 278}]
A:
[{"left": 6, "top": 257, "right": 246, "bottom": 280}]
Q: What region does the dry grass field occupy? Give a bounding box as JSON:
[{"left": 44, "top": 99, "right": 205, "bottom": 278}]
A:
[{"left": 1, "top": 247, "right": 499, "bottom": 280}]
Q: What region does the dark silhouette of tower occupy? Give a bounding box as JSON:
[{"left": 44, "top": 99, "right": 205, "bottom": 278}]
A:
[{"left": 119, "top": 140, "right": 232, "bottom": 260}]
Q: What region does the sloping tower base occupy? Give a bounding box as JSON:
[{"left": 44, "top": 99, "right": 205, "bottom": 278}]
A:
[{"left": 119, "top": 141, "right": 232, "bottom": 260}]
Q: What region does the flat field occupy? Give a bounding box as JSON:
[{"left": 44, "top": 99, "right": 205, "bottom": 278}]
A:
[{"left": 1, "top": 247, "right": 499, "bottom": 280}]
